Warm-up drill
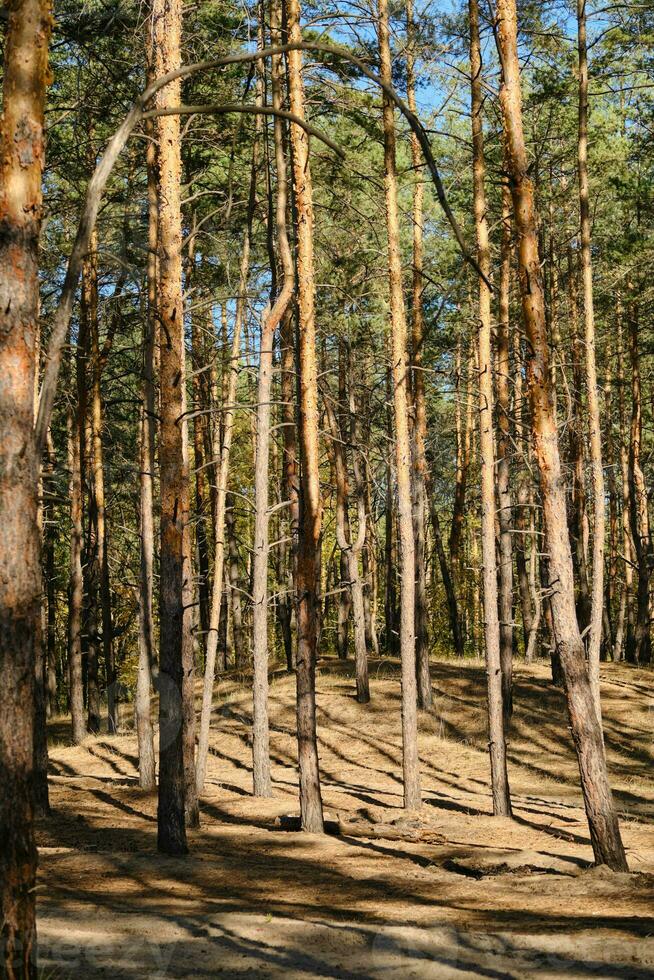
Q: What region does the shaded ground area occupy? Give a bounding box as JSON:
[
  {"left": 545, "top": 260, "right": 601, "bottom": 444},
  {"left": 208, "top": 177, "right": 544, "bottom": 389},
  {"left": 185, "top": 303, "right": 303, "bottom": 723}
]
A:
[{"left": 39, "top": 659, "right": 654, "bottom": 978}]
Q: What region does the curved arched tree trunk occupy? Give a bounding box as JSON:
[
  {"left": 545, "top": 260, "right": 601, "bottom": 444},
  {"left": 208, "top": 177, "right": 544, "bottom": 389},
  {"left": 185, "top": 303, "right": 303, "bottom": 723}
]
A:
[{"left": 251, "top": 0, "right": 295, "bottom": 794}]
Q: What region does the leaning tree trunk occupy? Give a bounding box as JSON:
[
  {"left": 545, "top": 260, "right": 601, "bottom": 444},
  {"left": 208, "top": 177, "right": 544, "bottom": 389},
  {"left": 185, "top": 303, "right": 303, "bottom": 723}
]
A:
[
  {"left": 286, "top": 0, "right": 325, "bottom": 832},
  {"left": 378, "top": 0, "right": 421, "bottom": 810},
  {"left": 0, "top": 0, "right": 51, "bottom": 971},
  {"left": 152, "top": 0, "right": 192, "bottom": 854},
  {"left": 495, "top": 0, "right": 627, "bottom": 871},
  {"left": 469, "top": 0, "right": 511, "bottom": 817}
]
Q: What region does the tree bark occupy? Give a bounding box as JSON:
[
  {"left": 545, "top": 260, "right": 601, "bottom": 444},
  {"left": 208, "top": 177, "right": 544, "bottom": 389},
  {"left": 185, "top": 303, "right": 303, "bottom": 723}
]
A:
[
  {"left": 325, "top": 346, "right": 370, "bottom": 703},
  {"left": 136, "top": 116, "right": 158, "bottom": 792},
  {"left": 470, "top": 0, "right": 512, "bottom": 816},
  {"left": 577, "top": 0, "right": 605, "bottom": 720},
  {"left": 152, "top": 0, "right": 191, "bottom": 853},
  {"left": 567, "top": 249, "right": 591, "bottom": 639},
  {"left": 88, "top": 240, "right": 116, "bottom": 735},
  {"left": 406, "top": 0, "right": 431, "bottom": 710},
  {"left": 80, "top": 234, "right": 101, "bottom": 736},
  {"left": 195, "top": 144, "right": 257, "bottom": 796},
  {"left": 67, "top": 402, "right": 87, "bottom": 745},
  {"left": 494, "top": 0, "right": 627, "bottom": 870},
  {"left": 378, "top": 0, "right": 421, "bottom": 809},
  {"left": 627, "top": 298, "right": 651, "bottom": 665},
  {"left": 0, "top": 0, "right": 51, "bottom": 970},
  {"left": 496, "top": 170, "right": 514, "bottom": 724},
  {"left": 613, "top": 305, "right": 632, "bottom": 662},
  {"left": 279, "top": 303, "right": 299, "bottom": 670},
  {"left": 226, "top": 493, "right": 245, "bottom": 667},
  {"left": 286, "top": 0, "right": 325, "bottom": 832}
]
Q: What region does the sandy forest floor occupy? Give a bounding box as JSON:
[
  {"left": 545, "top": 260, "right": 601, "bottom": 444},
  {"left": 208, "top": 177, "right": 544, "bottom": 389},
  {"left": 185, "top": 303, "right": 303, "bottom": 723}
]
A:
[{"left": 39, "top": 658, "right": 654, "bottom": 978}]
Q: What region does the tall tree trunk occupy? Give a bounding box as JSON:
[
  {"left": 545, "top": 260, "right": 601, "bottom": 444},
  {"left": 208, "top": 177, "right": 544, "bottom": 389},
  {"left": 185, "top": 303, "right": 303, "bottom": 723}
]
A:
[
  {"left": 189, "top": 256, "right": 210, "bottom": 663},
  {"left": 337, "top": 547, "right": 351, "bottom": 661},
  {"left": 325, "top": 346, "right": 370, "bottom": 703},
  {"left": 195, "top": 148, "right": 257, "bottom": 796},
  {"left": 469, "top": 0, "right": 511, "bottom": 816},
  {"left": 44, "top": 437, "right": 58, "bottom": 718},
  {"left": 226, "top": 493, "right": 245, "bottom": 667},
  {"left": 627, "top": 298, "right": 652, "bottom": 666},
  {"left": 347, "top": 347, "right": 374, "bottom": 694},
  {"left": 67, "top": 404, "right": 87, "bottom": 745},
  {"left": 286, "top": 0, "right": 325, "bottom": 832},
  {"left": 568, "top": 248, "right": 591, "bottom": 638},
  {"left": 449, "top": 342, "right": 475, "bottom": 577},
  {"left": 495, "top": 0, "right": 627, "bottom": 870},
  {"left": 496, "top": 171, "right": 514, "bottom": 722},
  {"left": 136, "top": 118, "right": 158, "bottom": 792},
  {"left": 603, "top": 337, "right": 618, "bottom": 656},
  {"left": 280, "top": 303, "right": 298, "bottom": 670},
  {"left": 384, "top": 367, "right": 398, "bottom": 656},
  {"left": 252, "top": 306, "right": 276, "bottom": 797},
  {"left": 81, "top": 234, "right": 101, "bottom": 736},
  {"left": 152, "top": 0, "right": 192, "bottom": 853},
  {"left": 577, "top": 0, "right": 605, "bottom": 721},
  {"left": 88, "top": 248, "right": 115, "bottom": 735},
  {"left": 33, "top": 310, "right": 50, "bottom": 820},
  {"left": 378, "top": 0, "right": 421, "bottom": 809},
  {"left": 0, "top": 0, "right": 51, "bottom": 970},
  {"left": 513, "top": 328, "right": 535, "bottom": 654},
  {"left": 613, "top": 305, "right": 632, "bottom": 662},
  {"left": 251, "top": 0, "right": 295, "bottom": 796},
  {"left": 406, "top": 0, "right": 431, "bottom": 709}
]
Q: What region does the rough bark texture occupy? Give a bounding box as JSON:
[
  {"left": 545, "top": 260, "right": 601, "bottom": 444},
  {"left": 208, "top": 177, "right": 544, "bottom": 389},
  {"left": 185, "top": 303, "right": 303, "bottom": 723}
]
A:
[
  {"left": 495, "top": 0, "right": 627, "bottom": 871},
  {"left": 0, "top": 0, "right": 51, "bottom": 972},
  {"left": 378, "top": 0, "right": 421, "bottom": 810},
  {"left": 286, "top": 0, "right": 325, "bottom": 833},
  {"left": 152, "top": 0, "right": 190, "bottom": 854},
  {"left": 470, "top": 0, "right": 512, "bottom": 817}
]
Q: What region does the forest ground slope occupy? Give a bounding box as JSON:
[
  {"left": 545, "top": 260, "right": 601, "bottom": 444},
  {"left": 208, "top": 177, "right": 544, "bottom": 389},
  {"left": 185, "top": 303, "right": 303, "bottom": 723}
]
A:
[{"left": 39, "top": 659, "right": 654, "bottom": 978}]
